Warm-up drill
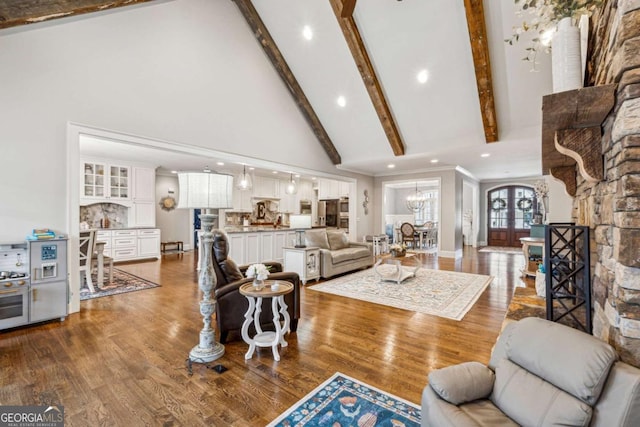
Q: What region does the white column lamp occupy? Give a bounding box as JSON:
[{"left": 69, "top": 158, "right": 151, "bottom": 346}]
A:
[{"left": 177, "top": 171, "right": 233, "bottom": 363}]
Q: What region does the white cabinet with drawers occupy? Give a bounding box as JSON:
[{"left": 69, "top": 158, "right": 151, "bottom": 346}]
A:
[
  {"left": 137, "top": 229, "right": 161, "bottom": 258},
  {"left": 112, "top": 230, "right": 137, "bottom": 261},
  {"left": 93, "top": 228, "right": 160, "bottom": 262}
]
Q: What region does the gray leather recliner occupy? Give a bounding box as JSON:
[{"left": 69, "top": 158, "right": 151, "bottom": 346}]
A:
[{"left": 422, "top": 317, "right": 640, "bottom": 426}]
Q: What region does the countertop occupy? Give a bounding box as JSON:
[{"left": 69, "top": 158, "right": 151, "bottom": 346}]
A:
[{"left": 83, "top": 227, "right": 159, "bottom": 231}]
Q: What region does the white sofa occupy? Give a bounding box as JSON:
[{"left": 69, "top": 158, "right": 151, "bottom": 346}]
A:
[
  {"left": 422, "top": 317, "right": 640, "bottom": 426},
  {"left": 304, "top": 229, "right": 373, "bottom": 278}
]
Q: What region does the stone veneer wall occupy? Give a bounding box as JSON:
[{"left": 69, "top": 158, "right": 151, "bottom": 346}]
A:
[{"left": 581, "top": 0, "right": 640, "bottom": 366}]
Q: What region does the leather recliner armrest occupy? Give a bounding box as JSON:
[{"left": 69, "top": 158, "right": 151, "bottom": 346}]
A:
[{"left": 428, "top": 362, "right": 496, "bottom": 406}]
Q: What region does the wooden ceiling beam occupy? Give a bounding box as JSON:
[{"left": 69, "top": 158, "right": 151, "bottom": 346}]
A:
[
  {"left": 341, "top": 0, "right": 356, "bottom": 18},
  {"left": 0, "top": 0, "right": 153, "bottom": 30},
  {"left": 462, "top": 0, "right": 499, "bottom": 143},
  {"left": 329, "top": 0, "right": 405, "bottom": 156},
  {"left": 233, "top": 0, "right": 341, "bottom": 165}
]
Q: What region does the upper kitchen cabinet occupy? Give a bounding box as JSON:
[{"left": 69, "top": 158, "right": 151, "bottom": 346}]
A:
[
  {"left": 318, "top": 178, "right": 349, "bottom": 200},
  {"left": 132, "top": 167, "right": 155, "bottom": 202},
  {"left": 81, "top": 160, "right": 130, "bottom": 204},
  {"left": 130, "top": 166, "right": 157, "bottom": 227},
  {"left": 253, "top": 176, "right": 280, "bottom": 199}
]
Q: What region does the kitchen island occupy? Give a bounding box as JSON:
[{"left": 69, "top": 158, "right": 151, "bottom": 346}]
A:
[{"left": 218, "top": 227, "right": 316, "bottom": 265}]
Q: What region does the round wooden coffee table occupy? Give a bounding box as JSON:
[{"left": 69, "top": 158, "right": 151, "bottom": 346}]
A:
[{"left": 239, "top": 280, "right": 293, "bottom": 361}]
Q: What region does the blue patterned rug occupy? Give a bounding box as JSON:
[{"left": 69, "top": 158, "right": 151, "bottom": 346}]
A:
[
  {"left": 80, "top": 268, "right": 160, "bottom": 301},
  {"left": 268, "top": 372, "right": 420, "bottom": 427}
]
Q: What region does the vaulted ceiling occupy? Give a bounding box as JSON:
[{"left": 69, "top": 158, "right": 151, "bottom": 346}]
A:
[{"left": 0, "top": 0, "right": 553, "bottom": 180}]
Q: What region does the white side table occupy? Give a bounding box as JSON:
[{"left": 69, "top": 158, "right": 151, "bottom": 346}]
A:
[
  {"left": 283, "top": 246, "right": 320, "bottom": 285},
  {"left": 239, "top": 281, "right": 293, "bottom": 361},
  {"left": 520, "top": 237, "right": 545, "bottom": 277}
]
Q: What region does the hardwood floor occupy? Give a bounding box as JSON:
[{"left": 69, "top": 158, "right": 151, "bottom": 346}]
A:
[{"left": 0, "top": 247, "right": 530, "bottom": 426}]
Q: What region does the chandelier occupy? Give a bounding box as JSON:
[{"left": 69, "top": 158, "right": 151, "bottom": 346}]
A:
[
  {"left": 235, "top": 165, "right": 253, "bottom": 191},
  {"left": 406, "top": 182, "right": 426, "bottom": 212}
]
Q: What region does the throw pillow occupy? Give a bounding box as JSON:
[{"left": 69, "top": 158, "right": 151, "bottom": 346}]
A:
[
  {"left": 305, "top": 229, "right": 330, "bottom": 250},
  {"left": 428, "top": 362, "right": 495, "bottom": 405},
  {"left": 327, "top": 230, "right": 349, "bottom": 250}
]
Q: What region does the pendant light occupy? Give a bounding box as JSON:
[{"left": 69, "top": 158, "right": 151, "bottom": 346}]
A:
[
  {"left": 406, "top": 182, "right": 426, "bottom": 212},
  {"left": 235, "top": 165, "right": 253, "bottom": 191},
  {"left": 285, "top": 173, "right": 297, "bottom": 195}
]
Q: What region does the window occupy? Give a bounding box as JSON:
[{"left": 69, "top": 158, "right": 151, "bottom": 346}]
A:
[{"left": 415, "top": 190, "right": 439, "bottom": 224}]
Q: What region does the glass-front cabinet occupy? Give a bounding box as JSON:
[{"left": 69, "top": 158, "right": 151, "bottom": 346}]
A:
[{"left": 81, "top": 160, "right": 130, "bottom": 201}]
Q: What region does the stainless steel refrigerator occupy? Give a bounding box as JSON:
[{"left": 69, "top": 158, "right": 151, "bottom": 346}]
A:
[{"left": 318, "top": 200, "right": 338, "bottom": 227}]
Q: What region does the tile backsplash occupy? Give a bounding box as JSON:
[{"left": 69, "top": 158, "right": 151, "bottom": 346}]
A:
[{"left": 80, "top": 203, "right": 128, "bottom": 229}]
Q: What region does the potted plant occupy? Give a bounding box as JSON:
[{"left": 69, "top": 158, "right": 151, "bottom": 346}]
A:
[{"left": 245, "top": 263, "right": 270, "bottom": 290}]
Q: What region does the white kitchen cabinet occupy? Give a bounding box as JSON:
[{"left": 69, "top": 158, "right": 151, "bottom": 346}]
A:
[
  {"left": 339, "top": 181, "right": 350, "bottom": 198},
  {"left": 245, "top": 233, "right": 261, "bottom": 264},
  {"left": 225, "top": 230, "right": 300, "bottom": 265},
  {"left": 130, "top": 201, "right": 155, "bottom": 227},
  {"left": 94, "top": 228, "right": 160, "bottom": 262},
  {"left": 112, "top": 230, "right": 137, "bottom": 261},
  {"left": 231, "top": 188, "right": 252, "bottom": 212},
  {"left": 318, "top": 178, "right": 350, "bottom": 200},
  {"left": 261, "top": 232, "right": 275, "bottom": 261},
  {"left": 96, "top": 230, "right": 113, "bottom": 257},
  {"left": 137, "top": 229, "right": 160, "bottom": 258},
  {"left": 279, "top": 179, "right": 296, "bottom": 213},
  {"left": 81, "top": 160, "right": 131, "bottom": 203},
  {"left": 228, "top": 233, "right": 246, "bottom": 264},
  {"left": 253, "top": 177, "right": 279, "bottom": 199},
  {"left": 273, "top": 231, "right": 287, "bottom": 262},
  {"left": 133, "top": 167, "right": 155, "bottom": 201}
]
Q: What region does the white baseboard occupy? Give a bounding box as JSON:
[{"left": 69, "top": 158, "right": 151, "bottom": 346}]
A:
[{"left": 439, "top": 249, "right": 463, "bottom": 259}]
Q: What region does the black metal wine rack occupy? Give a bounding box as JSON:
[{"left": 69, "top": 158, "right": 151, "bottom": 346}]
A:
[{"left": 544, "top": 223, "right": 592, "bottom": 334}]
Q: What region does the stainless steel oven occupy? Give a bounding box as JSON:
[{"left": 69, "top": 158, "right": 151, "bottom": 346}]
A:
[
  {"left": 339, "top": 198, "right": 349, "bottom": 214},
  {"left": 339, "top": 216, "right": 349, "bottom": 229}
]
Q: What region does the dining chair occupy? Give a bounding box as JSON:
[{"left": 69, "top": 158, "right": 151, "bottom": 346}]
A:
[
  {"left": 91, "top": 241, "right": 114, "bottom": 286},
  {"left": 400, "top": 222, "right": 420, "bottom": 249},
  {"left": 79, "top": 230, "right": 96, "bottom": 293}
]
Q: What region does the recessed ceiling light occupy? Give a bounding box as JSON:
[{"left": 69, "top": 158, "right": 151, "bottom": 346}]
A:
[
  {"left": 387, "top": 164, "right": 395, "bottom": 169},
  {"left": 311, "top": 177, "right": 317, "bottom": 180},
  {"left": 171, "top": 170, "right": 177, "bottom": 174},
  {"left": 295, "top": 174, "right": 301, "bottom": 178},
  {"left": 216, "top": 161, "right": 224, "bottom": 166},
  {"left": 249, "top": 167, "right": 255, "bottom": 170},
  {"left": 272, "top": 171, "right": 279, "bottom": 174},
  {"left": 430, "top": 159, "right": 439, "bottom": 163},
  {"left": 417, "top": 69, "right": 429, "bottom": 84},
  {"left": 302, "top": 25, "right": 313, "bottom": 41},
  {"left": 481, "top": 153, "right": 490, "bottom": 158},
  {"left": 337, "top": 96, "right": 347, "bottom": 107}
]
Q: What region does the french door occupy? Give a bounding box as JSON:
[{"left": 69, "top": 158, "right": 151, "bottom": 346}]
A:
[{"left": 487, "top": 186, "right": 537, "bottom": 247}]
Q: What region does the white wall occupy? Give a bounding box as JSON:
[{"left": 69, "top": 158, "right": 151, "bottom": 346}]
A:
[
  {"left": 155, "top": 174, "right": 192, "bottom": 249},
  {"left": 0, "top": 0, "right": 374, "bottom": 314}
]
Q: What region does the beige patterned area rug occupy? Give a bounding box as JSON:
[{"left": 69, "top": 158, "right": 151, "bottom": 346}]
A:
[
  {"left": 478, "top": 246, "right": 523, "bottom": 255},
  {"left": 309, "top": 266, "right": 493, "bottom": 321}
]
